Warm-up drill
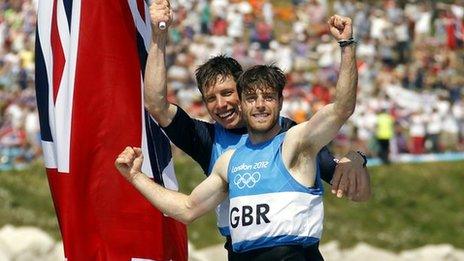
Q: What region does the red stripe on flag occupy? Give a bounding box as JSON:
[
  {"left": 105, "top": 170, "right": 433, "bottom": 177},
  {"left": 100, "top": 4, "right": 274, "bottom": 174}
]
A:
[
  {"left": 48, "top": 0, "right": 188, "bottom": 260},
  {"left": 46, "top": 168, "right": 78, "bottom": 259},
  {"left": 51, "top": 0, "right": 65, "bottom": 104}
]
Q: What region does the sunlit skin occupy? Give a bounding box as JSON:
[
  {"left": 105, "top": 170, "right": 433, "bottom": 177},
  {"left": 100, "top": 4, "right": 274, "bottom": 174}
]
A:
[
  {"left": 241, "top": 87, "right": 283, "bottom": 144},
  {"left": 202, "top": 77, "right": 244, "bottom": 129},
  {"left": 145, "top": 0, "right": 370, "bottom": 201}
]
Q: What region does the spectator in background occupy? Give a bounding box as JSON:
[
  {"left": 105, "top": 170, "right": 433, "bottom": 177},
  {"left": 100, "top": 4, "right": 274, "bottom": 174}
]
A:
[
  {"left": 251, "top": 17, "right": 273, "bottom": 49},
  {"left": 394, "top": 16, "right": 411, "bottom": 64},
  {"left": 442, "top": 108, "right": 460, "bottom": 152},
  {"left": 409, "top": 111, "right": 426, "bottom": 154},
  {"left": 199, "top": 1, "right": 211, "bottom": 34},
  {"left": 0, "top": 118, "right": 27, "bottom": 170},
  {"left": 376, "top": 108, "right": 394, "bottom": 164},
  {"left": 426, "top": 107, "right": 443, "bottom": 153},
  {"left": 392, "top": 122, "right": 409, "bottom": 156},
  {"left": 1, "top": 0, "right": 464, "bottom": 169},
  {"left": 262, "top": 0, "right": 273, "bottom": 26}
]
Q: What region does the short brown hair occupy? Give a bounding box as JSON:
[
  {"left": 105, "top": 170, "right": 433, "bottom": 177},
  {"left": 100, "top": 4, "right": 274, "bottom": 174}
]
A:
[
  {"left": 237, "top": 65, "right": 286, "bottom": 99},
  {"left": 195, "top": 55, "right": 243, "bottom": 94}
]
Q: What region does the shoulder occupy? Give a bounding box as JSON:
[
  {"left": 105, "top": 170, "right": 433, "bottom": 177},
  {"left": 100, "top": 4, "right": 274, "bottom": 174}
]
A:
[
  {"left": 217, "top": 149, "right": 236, "bottom": 165},
  {"left": 283, "top": 120, "right": 305, "bottom": 139},
  {"left": 216, "top": 149, "right": 236, "bottom": 171},
  {"left": 213, "top": 149, "right": 236, "bottom": 181},
  {"left": 281, "top": 121, "right": 312, "bottom": 159},
  {"left": 171, "top": 105, "right": 214, "bottom": 128},
  {"left": 168, "top": 106, "right": 215, "bottom": 136}
]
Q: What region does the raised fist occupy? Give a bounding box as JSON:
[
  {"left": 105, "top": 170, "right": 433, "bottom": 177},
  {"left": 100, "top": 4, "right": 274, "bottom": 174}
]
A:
[
  {"left": 328, "top": 15, "right": 353, "bottom": 41},
  {"left": 150, "top": 0, "right": 172, "bottom": 35},
  {"left": 115, "top": 146, "right": 144, "bottom": 183}
]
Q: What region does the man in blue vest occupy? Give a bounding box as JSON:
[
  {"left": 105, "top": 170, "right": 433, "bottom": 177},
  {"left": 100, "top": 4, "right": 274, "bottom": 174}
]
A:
[
  {"left": 142, "top": 1, "right": 369, "bottom": 258},
  {"left": 116, "top": 13, "right": 359, "bottom": 259},
  {"left": 146, "top": 0, "right": 368, "bottom": 203}
]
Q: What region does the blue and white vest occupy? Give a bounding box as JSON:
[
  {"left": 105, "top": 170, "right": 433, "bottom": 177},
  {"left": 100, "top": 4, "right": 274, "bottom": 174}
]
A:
[
  {"left": 227, "top": 132, "right": 324, "bottom": 253},
  {"left": 209, "top": 123, "right": 248, "bottom": 236},
  {"left": 209, "top": 118, "right": 289, "bottom": 236}
]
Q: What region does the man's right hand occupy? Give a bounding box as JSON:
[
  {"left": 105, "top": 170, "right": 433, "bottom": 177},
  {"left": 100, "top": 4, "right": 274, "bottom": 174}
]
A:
[
  {"left": 144, "top": 0, "right": 177, "bottom": 128},
  {"left": 150, "top": 0, "right": 172, "bottom": 36},
  {"left": 115, "top": 146, "right": 144, "bottom": 183}
]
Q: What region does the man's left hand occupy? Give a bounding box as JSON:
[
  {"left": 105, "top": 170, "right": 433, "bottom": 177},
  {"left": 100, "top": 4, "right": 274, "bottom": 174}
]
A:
[
  {"left": 328, "top": 15, "right": 352, "bottom": 41},
  {"left": 331, "top": 151, "right": 371, "bottom": 202}
]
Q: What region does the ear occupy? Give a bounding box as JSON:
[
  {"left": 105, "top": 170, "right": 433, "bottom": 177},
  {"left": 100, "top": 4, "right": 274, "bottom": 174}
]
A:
[{"left": 278, "top": 96, "right": 283, "bottom": 111}]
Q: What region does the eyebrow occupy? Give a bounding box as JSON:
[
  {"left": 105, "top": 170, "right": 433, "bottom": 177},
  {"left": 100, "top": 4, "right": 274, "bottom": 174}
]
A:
[{"left": 262, "top": 91, "right": 277, "bottom": 95}]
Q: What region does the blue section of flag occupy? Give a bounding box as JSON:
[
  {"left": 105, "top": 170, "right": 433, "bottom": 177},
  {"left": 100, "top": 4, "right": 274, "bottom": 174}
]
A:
[
  {"left": 136, "top": 31, "right": 147, "bottom": 78},
  {"left": 63, "top": 0, "right": 73, "bottom": 30},
  {"left": 145, "top": 112, "right": 173, "bottom": 185},
  {"left": 34, "top": 26, "right": 53, "bottom": 142}
]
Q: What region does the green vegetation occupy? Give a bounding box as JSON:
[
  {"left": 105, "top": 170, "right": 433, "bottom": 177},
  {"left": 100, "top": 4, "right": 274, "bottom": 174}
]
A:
[
  {"left": 323, "top": 161, "right": 464, "bottom": 251},
  {"left": 0, "top": 162, "right": 60, "bottom": 239},
  {"left": 1, "top": 157, "right": 463, "bottom": 251}
]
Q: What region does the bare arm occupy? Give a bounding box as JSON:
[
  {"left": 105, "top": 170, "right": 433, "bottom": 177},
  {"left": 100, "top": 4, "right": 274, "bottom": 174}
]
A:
[
  {"left": 298, "top": 42, "right": 356, "bottom": 150},
  {"left": 144, "top": 0, "right": 177, "bottom": 127},
  {"left": 115, "top": 147, "right": 233, "bottom": 224},
  {"left": 281, "top": 116, "right": 371, "bottom": 200},
  {"left": 284, "top": 15, "right": 357, "bottom": 162}
]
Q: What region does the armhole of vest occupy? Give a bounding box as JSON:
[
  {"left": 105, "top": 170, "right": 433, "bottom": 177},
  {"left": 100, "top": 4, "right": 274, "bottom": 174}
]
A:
[
  {"left": 226, "top": 148, "right": 240, "bottom": 184},
  {"left": 315, "top": 157, "right": 324, "bottom": 193},
  {"left": 207, "top": 124, "right": 220, "bottom": 175},
  {"left": 276, "top": 134, "right": 311, "bottom": 193},
  {"left": 277, "top": 134, "right": 323, "bottom": 194}
]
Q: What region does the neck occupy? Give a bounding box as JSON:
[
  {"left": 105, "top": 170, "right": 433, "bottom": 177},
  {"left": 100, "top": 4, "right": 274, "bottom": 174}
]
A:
[
  {"left": 235, "top": 120, "right": 246, "bottom": 129},
  {"left": 248, "top": 123, "right": 281, "bottom": 144}
]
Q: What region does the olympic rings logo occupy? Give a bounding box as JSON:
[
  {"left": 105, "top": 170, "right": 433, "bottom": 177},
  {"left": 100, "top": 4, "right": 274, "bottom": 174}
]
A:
[{"left": 233, "top": 172, "right": 261, "bottom": 189}]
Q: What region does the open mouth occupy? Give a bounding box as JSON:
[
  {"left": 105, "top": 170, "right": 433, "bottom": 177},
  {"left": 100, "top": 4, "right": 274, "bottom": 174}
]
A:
[
  {"left": 252, "top": 113, "right": 270, "bottom": 120},
  {"left": 217, "top": 109, "right": 236, "bottom": 120}
]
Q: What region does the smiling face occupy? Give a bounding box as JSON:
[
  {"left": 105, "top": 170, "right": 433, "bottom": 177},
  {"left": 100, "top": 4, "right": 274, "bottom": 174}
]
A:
[
  {"left": 202, "top": 76, "right": 243, "bottom": 129},
  {"left": 236, "top": 64, "right": 286, "bottom": 141},
  {"left": 241, "top": 86, "right": 282, "bottom": 135}
]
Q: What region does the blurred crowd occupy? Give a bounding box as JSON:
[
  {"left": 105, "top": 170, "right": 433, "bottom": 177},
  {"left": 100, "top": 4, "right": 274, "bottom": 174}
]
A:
[
  {"left": 0, "top": 0, "right": 463, "bottom": 170},
  {"left": 0, "top": 0, "right": 39, "bottom": 170},
  {"left": 163, "top": 0, "right": 464, "bottom": 162}
]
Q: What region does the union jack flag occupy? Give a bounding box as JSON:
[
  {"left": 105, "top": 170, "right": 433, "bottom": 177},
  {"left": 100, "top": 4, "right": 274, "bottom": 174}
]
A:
[{"left": 35, "top": 0, "right": 187, "bottom": 260}]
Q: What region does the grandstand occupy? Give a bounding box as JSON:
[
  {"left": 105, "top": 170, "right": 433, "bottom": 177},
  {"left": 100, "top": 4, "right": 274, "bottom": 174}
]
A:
[{"left": 0, "top": 0, "right": 463, "bottom": 169}]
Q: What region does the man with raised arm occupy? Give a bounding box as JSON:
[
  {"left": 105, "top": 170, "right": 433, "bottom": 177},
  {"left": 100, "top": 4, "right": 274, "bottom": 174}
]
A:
[
  {"left": 116, "top": 14, "right": 360, "bottom": 259},
  {"left": 145, "top": 0, "right": 369, "bottom": 258}
]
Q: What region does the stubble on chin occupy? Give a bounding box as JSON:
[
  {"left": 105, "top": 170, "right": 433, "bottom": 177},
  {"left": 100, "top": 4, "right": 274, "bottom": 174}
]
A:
[{"left": 248, "top": 118, "right": 279, "bottom": 135}]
